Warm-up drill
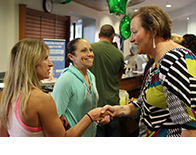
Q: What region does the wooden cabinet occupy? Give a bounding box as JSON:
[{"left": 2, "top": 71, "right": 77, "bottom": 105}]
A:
[
  {"left": 19, "top": 4, "right": 70, "bottom": 67},
  {"left": 119, "top": 74, "right": 143, "bottom": 98}
]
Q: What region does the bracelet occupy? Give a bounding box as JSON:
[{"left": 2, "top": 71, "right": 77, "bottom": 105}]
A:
[
  {"left": 86, "top": 113, "right": 94, "bottom": 123},
  {"left": 119, "top": 105, "right": 124, "bottom": 117}
]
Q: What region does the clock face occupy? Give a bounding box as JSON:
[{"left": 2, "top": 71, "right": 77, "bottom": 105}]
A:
[{"left": 43, "top": 0, "right": 53, "bottom": 13}]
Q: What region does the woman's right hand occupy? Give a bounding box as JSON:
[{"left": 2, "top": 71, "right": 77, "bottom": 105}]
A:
[
  {"left": 88, "top": 107, "right": 111, "bottom": 124},
  {"left": 101, "top": 105, "right": 117, "bottom": 117}
]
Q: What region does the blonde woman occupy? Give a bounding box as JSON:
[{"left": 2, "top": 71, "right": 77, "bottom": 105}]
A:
[{"left": 0, "top": 39, "right": 110, "bottom": 137}]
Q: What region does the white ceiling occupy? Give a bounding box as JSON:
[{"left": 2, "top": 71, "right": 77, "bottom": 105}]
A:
[
  {"left": 71, "top": 0, "right": 196, "bottom": 21},
  {"left": 126, "top": 0, "right": 196, "bottom": 21}
]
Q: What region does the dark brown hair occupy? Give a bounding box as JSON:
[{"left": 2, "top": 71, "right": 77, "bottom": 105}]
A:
[
  {"left": 99, "top": 24, "right": 115, "bottom": 38},
  {"left": 181, "top": 34, "right": 196, "bottom": 55},
  {"left": 66, "top": 38, "right": 83, "bottom": 63}
]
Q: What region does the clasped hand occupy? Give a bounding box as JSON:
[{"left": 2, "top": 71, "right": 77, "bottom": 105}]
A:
[{"left": 92, "top": 105, "right": 115, "bottom": 124}]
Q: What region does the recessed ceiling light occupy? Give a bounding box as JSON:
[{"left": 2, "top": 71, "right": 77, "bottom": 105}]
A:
[
  {"left": 134, "top": 9, "right": 138, "bottom": 12},
  {"left": 166, "top": 4, "right": 171, "bottom": 7},
  {"left": 187, "top": 17, "right": 189, "bottom": 20}
]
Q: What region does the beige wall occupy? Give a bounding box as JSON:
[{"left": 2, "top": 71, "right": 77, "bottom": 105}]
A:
[{"left": 0, "top": 0, "right": 17, "bottom": 72}]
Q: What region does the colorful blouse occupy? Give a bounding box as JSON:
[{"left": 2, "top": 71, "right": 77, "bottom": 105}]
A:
[{"left": 132, "top": 48, "right": 196, "bottom": 137}]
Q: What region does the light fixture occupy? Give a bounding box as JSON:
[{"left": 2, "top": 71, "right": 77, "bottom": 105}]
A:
[
  {"left": 187, "top": 17, "right": 189, "bottom": 20},
  {"left": 166, "top": 2, "right": 171, "bottom": 8},
  {"left": 134, "top": 9, "right": 138, "bottom": 12}
]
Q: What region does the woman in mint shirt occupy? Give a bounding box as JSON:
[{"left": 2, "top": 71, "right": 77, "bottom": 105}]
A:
[{"left": 52, "top": 38, "right": 99, "bottom": 137}]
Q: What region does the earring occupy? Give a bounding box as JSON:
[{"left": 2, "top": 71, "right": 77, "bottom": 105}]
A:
[{"left": 153, "top": 37, "right": 156, "bottom": 49}]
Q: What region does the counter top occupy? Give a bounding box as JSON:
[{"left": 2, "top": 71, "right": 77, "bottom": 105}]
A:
[
  {"left": 0, "top": 83, "right": 4, "bottom": 89},
  {"left": 119, "top": 73, "right": 143, "bottom": 98},
  {"left": 0, "top": 81, "right": 54, "bottom": 88},
  {"left": 121, "top": 72, "right": 143, "bottom": 80}
]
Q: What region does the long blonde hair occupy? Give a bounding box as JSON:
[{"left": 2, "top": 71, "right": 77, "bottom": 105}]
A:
[{"left": 0, "top": 38, "right": 49, "bottom": 128}]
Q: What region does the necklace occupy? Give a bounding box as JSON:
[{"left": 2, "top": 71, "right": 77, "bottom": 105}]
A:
[{"left": 154, "top": 46, "right": 181, "bottom": 63}]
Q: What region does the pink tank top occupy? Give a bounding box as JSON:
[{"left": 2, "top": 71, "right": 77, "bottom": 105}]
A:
[{"left": 7, "top": 93, "right": 45, "bottom": 137}]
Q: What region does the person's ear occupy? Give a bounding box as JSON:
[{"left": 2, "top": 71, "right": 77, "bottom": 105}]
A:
[
  {"left": 111, "top": 33, "right": 115, "bottom": 39},
  {"left": 68, "top": 53, "right": 75, "bottom": 62},
  {"left": 152, "top": 23, "right": 157, "bottom": 37},
  {"left": 110, "top": 34, "right": 115, "bottom": 43}
]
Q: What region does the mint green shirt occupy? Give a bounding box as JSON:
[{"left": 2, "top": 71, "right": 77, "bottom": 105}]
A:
[{"left": 52, "top": 64, "right": 99, "bottom": 137}]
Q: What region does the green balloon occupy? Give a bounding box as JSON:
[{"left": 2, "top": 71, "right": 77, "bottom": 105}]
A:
[
  {"left": 119, "top": 14, "right": 131, "bottom": 40},
  {"left": 106, "top": 0, "right": 128, "bottom": 15},
  {"left": 60, "top": 0, "right": 72, "bottom": 4}
]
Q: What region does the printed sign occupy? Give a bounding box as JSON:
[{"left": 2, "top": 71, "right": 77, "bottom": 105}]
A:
[{"left": 43, "top": 39, "right": 66, "bottom": 82}]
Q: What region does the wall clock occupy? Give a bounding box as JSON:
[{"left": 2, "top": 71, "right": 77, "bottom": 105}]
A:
[{"left": 43, "top": 0, "right": 53, "bottom": 13}]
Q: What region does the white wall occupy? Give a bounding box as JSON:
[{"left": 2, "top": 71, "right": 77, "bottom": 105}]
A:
[
  {"left": 187, "top": 14, "right": 196, "bottom": 35},
  {"left": 83, "top": 18, "right": 96, "bottom": 43},
  {"left": 94, "top": 11, "right": 123, "bottom": 42},
  {"left": 168, "top": 1, "right": 196, "bottom": 36},
  {"left": 172, "top": 21, "right": 188, "bottom": 36}
]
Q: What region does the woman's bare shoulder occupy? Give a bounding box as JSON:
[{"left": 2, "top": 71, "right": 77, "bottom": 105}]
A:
[
  {"left": 29, "top": 89, "right": 54, "bottom": 108},
  {"left": 31, "top": 89, "right": 52, "bottom": 100}
]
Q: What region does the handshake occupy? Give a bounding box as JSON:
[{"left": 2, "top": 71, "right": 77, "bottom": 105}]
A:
[{"left": 88, "top": 105, "right": 122, "bottom": 124}]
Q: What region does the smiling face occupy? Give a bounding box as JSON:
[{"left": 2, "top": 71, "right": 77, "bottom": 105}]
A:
[
  {"left": 36, "top": 49, "right": 53, "bottom": 80},
  {"left": 130, "top": 16, "right": 153, "bottom": 55},
  {"left": 68, "top": 39, "right": 94, "bottom": 70}
]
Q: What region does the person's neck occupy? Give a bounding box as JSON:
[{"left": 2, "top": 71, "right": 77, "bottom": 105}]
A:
[
  {"left": 74, "top": 65, "right": 88, "bottom": 76},
  {"left": 130, "top": 52, "right": 134, "bottom": 56},
  {"left": 151, "top": 39, "right": 183, "bottom": 63},
  {"left": 74, "top": 66, "right": 90, "bottom": 88},
  {"left": 79, "top": 69, "right": 88, "bottom": 78},
  {"left": 99, "top": 37, "right": 112, "bottom": 43}
]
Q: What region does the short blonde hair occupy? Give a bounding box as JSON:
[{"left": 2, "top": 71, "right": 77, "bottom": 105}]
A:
[
  {"left": 131, "top": 5, "right": 172, "bottom": 40},
  {"left": 171, "top": 33, "right": 184, "bottom": 44}
]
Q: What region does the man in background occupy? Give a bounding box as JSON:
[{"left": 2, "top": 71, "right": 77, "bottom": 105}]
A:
[{"left": 89, "top": 24, "right": 124, "bottom": 137}]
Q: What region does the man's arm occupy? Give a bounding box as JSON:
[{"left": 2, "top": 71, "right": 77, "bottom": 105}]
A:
[{"left": 117, "top": 71, "right": 123, "bottom": 82}]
